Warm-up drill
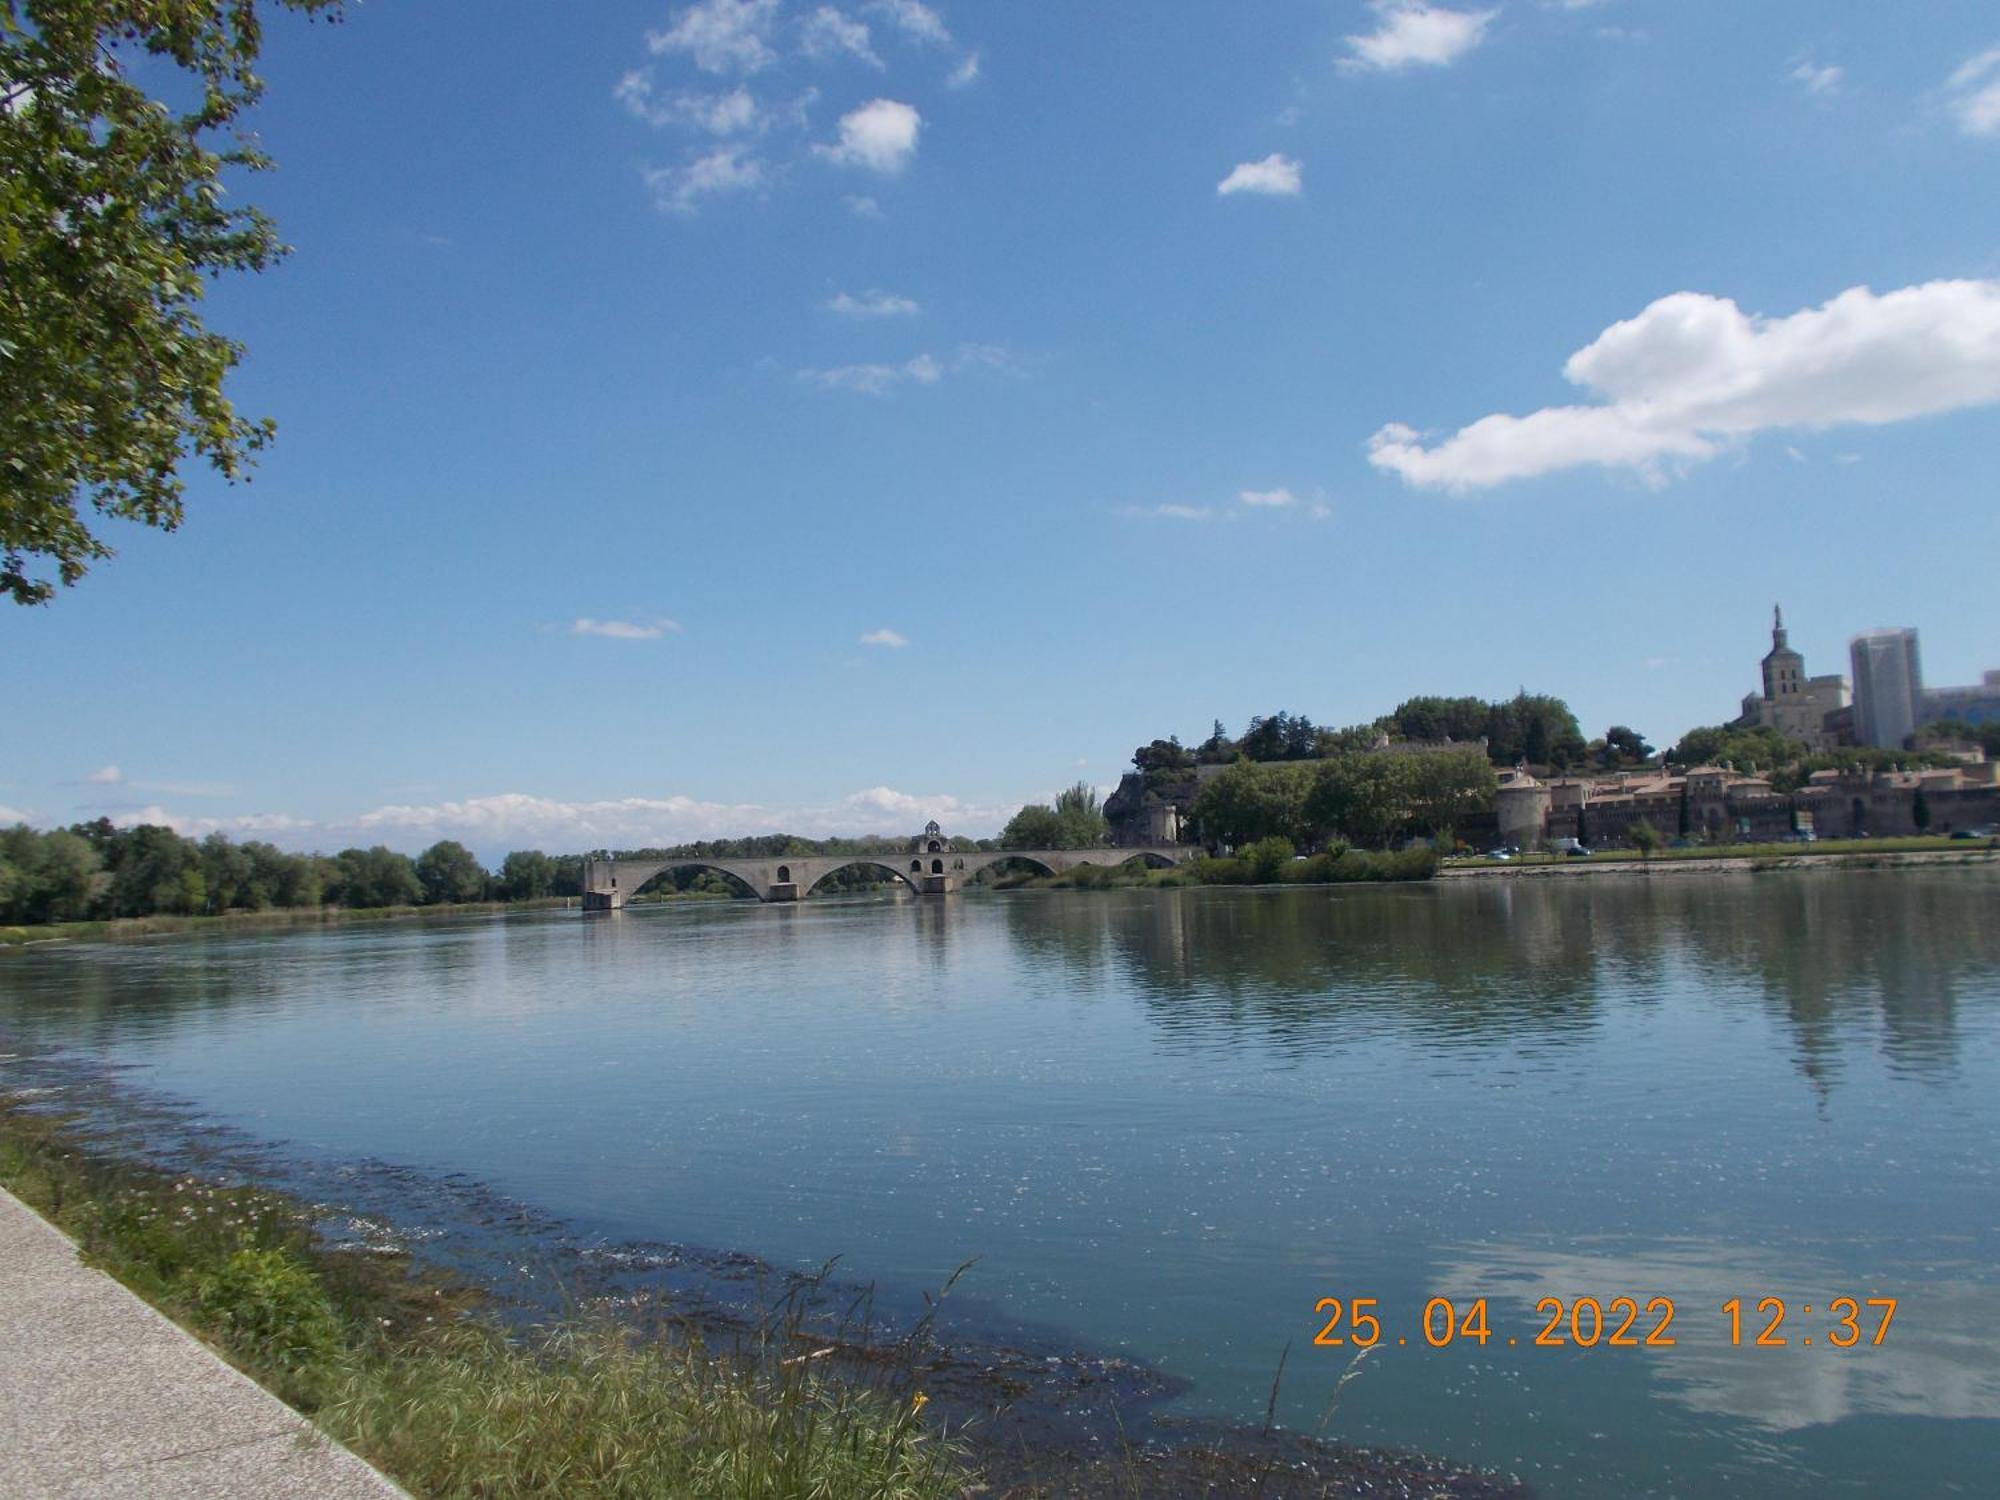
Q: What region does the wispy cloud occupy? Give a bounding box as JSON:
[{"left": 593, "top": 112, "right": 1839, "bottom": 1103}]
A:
[
  {"left": 814, "top": 97, "right": 921, "bottom": 172},
  {"left": 1791, "top": 60, "right": 1843, "bottom": 97},
  {"left": 946, "top": 51, "right": 980, "bottom": 88},
  {"left": 649, "top": 0, "right": 782, "bottom": 76},
  {"left": 1343, "top": 2, "right": 1496, "bottom": 73},
  {"left": 827, "top": 288, "right": 921, "bottom": 317},
  {"left": 571, "top": 617, "right": 683, "bottom": 640},
  {"left": 858, "top": 627, "right": 910, "bottom": 647},
  {"left": 642, "top": 145, "right": 766, "bottom": 213},
  {"left": 616, "top": 74, "right": 764, "bottom": 133},
  {"left": 0, "top": 804, "right": 31, "bottom": 824},
  {"left": 1122, "top": 503, "right": 1215, "bottom": 522},
  {"left": 1947, "top": 47, "right": 2000, "bottom": 137},
  {"left": 866, "top": 0, "right": 950, "bottom": 46},
  {"left": 799, "top": 6, "right": 881, "bottom": 68},
  {"left": 1238, "top": 487, "right": 1297, "bottom": 507},
  {"left": 1367, "top": 279, "right": 2000, "bottom": 491},
  {"left": 85, "top": 764, "right": 123, "bottom": 785},
  {"left": 799, "top": 353, "right": 942, "bottom": 393},
  {"left": 1217, "top": 154, "right": 1302, "bottom": 196},
  {"left": 798, "top": 343, "right": 1015, "bottom": 393}
]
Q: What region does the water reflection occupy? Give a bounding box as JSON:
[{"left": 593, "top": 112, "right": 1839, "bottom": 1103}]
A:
[
  {"left": 1001, "top": 873, "right": 1999, "bottom": 1081},
  {"left": 1431, "top": 1239, "right": 2000, "bottom": 1431}
]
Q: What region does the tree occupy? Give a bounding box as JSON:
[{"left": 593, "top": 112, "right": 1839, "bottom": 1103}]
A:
[
  {"left": 332, "top": 846, "right": 422, "bottom": 909},
  {"left": 1404, "top": 748, "right": 1498, "bottom": 845},
  {"left": 499, "top": 850, "right": 557, "bottom": 902},
  {"left": 1, "top": 0, "right": 340, "bottom": 604},
  {"left": 1131, "top": 737, "right": 1193, "bottom": 777},
  {"left": 1190, "top": 761, "right": 1315, "bottom": 848},
  {"left": 1628, "top": 819, "right": 1662, "bottom": 860},
  {"left": 415, "top": 840, "right": 487, "bottom": 905},
  {"left": 1305, "top": 754, "right": 1413, "bottom": 849},
  {"left": 1052, "top": 781, "right": 1109, "bottom": 847},
  {"left": 1600, "top": 726, "right": 1654, "bottom": 768},
  {"left": 1000, "top": 804, "right": 1066, "bottom": 849}
]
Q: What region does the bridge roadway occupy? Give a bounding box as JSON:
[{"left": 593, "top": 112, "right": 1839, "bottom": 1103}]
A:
[{"left": 581, "top": 841, "right": 1192, "bottom": 907}]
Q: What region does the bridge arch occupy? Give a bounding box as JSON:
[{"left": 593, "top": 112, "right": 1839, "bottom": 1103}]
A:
[
  {"left": 961, "top": 851, "right": 1059, "bottom": 882},
  {"left": 803, "top": 859, "right": 921, "bottom": 897},
  {"left": 628, "top": 861, "right": 760, "bottom": 901}
]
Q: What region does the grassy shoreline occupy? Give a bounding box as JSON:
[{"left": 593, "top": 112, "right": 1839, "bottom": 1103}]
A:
[
  {"left": 0, "top": 1099, "right": 975, "bottom": 1499},
  {"left": 1442, "top": 836, "right": 1999, "bottom": 875}
]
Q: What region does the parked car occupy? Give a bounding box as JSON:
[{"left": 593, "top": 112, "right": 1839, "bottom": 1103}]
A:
[
  {"left": 1484, "top": 848, "right": 1513, "bottom": 861},
  {"left": 1565, "top": 845, "right": 1593, "bottom": 858},
  {"left": 1949, "top": 828, "right": 1980, "bottom": 840}
]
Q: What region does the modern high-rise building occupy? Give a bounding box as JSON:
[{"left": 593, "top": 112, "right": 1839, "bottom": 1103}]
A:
[{"left": 1850, "top": 628, "right": 1924, "bottom": 749}]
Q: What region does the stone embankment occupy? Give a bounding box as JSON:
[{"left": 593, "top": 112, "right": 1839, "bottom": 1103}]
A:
[{"left": 1438, "top": 848, "right": 2000, "bottom": 880}]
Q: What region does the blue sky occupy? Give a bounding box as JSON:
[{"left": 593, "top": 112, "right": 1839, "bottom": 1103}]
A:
[{"left": 6, "top": 0, "right": 2000, "bottom": 857}]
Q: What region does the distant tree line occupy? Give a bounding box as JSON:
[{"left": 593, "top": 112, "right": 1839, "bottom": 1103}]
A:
[
  {"left": 1130, "top": 693, "right": 1590, "bottom": 785},
  {"left": 0, "top": 820, "right": 584, "bottom": 926}
]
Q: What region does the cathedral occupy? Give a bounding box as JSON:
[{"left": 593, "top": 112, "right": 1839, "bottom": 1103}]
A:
[{"left": 1737, "top": 606, "right": 1850, "bottom": 750}]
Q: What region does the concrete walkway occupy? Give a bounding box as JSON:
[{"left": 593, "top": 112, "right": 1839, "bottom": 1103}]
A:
[{"left": 0, "top": 1187, "right": 407, "bottom": 1498}]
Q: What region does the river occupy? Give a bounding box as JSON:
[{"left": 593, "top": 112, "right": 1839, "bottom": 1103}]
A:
[{"left": 3, "top": 871, "right": 1997, "bottom": 1496}]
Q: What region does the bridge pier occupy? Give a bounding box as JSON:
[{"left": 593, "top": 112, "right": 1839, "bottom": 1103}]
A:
[
  {"left": 583, "top": 888, "right": 621, "bottom": 912},
  {"left": 766, "top": 882, "right": 801, "bottom": 902}
]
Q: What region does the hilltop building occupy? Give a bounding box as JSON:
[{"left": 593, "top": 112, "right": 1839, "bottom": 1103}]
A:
[
  {"left": 1737, "top": 606, "right": 1848, "bottom": 751},
  {"left": 1851, "top": 627, "right": 1924, "bottom": 749}
]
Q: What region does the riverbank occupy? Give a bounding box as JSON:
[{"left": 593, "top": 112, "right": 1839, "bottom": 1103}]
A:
[
  {"left": 0, "top": 897, "right": 576, "bottom": 949},
  {"left": 1439, "top": 844, "right": 2000, "bottom": 880},
  {"left": 995, "top": 843, "right": 1439, "bottom": 893},
  {"left": 0, "top": 1079, "right": 1525, "bottom": 1499}
]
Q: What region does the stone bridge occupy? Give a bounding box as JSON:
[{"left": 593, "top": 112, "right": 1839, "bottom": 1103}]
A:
[{"left": 581, "top": 829, "right": 1192, "bottom": 908}]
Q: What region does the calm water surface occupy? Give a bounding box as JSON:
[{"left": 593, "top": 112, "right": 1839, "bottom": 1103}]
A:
[{"left": 4, "top": 872, "right": 1998, "bottom": 1496}]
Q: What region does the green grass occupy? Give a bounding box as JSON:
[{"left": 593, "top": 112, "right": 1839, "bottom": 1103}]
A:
[{"left": 0, "top": 1103, "right": 975, "bottom": 1499}]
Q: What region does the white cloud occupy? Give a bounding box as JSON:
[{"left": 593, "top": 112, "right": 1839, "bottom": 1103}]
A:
[
  {"left": 85, "top": 764, "right": 123, "bottom": 785},
  {"left": 1123, "top": 503, "right": 1215, "bottom": 521},
  {"left": 946, "top": 51, "right": 980, "bottom": 88},
  {"left": 107, "top": 806, "right": 314, "bottom": 838},
  {"left": 1791, "top": 60, "right": 1843, "bottom": 97},
  {"left": 1238, "top": 487, "right": 1298, "bottom": 507},
  {"left": 643, "top": 145, "right": 766, "bottom": 212},
  {"left": 799, "top": 352, "right": 942, "bottom": 393},
  {"left": 649, "top": 0, "right": 781, "bottom": 75},
  {"left": 1367, "top": 279, "right": 2000, "bottom": 491},
  {"left": 1344, "top": 2, "right": 1497, "bottom": 72},
  {"left": 866, "top": 0, "right": 951, "bottom": 46},
  {"left": 571, "top": 617, "right": 682, "bottom": 640},
  {"left": 0, "top": 804, "right": 33, "bottom": 824},
  {"left": 827, "top": 288, "right": 921, "bottom": 317},
  {"left": 1217, "top": 153, "right": 1302, "bottom": 196},
  {"left": 1947, "top": 48, "right": 2000, "bottom": 137},
  {"left": 844, "top": 193, "right": 883, "bottom": 217},
  {"left": 616, "top": 73, "right": 763, "bottom": 133},
  {"left": 814, "top": 97, "right": 921, "bottom": 173},
  {"left": 799, "top": 6, "right": 881, "bottom": 67},
  {"left": 348, "top": 786, "right": 1014, "bottom": 851},
  {"left": 858, "top": 627, "right": 910, "bottom": 647}
]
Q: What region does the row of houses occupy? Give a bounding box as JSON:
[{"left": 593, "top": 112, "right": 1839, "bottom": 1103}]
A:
[{"left": 1498, "top": 756, "right": 2000, "bottom": 850}]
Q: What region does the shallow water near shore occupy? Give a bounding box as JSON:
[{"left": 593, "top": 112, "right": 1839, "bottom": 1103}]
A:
[{"left": 3, "top": 872, "right": 1998, "bottom": 1496}]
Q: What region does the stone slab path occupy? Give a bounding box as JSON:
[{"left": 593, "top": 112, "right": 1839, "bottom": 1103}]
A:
[{"left": 0, "top": 1187, "right": 407, "bottom": 1498}]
